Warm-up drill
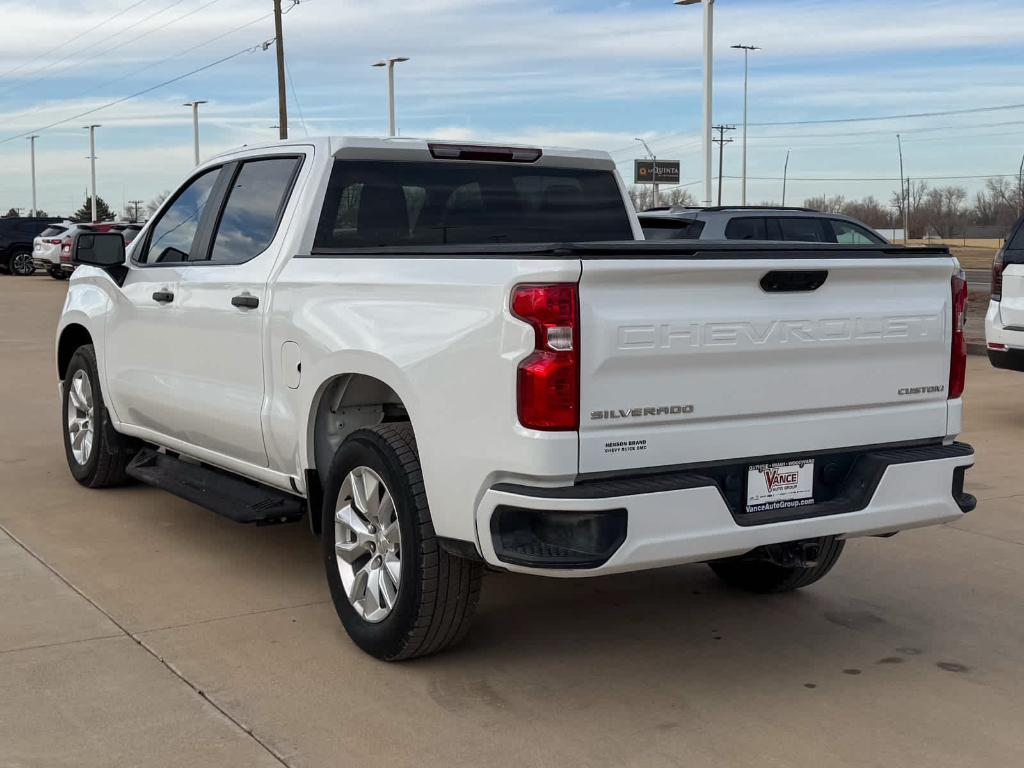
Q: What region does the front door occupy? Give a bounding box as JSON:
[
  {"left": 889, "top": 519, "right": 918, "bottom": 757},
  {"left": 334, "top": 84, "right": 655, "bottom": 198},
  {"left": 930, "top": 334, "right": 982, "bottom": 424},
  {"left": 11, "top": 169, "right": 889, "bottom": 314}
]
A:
[{"left": 104, "top": 166, "right": 222, "bottom": 437}]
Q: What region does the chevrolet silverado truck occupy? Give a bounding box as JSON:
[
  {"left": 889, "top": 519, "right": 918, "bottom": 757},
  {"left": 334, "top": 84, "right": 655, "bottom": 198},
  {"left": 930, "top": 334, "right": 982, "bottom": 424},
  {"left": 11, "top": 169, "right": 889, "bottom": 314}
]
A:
[{"left": 56, "top": 137, "right": 976, "bottom": 660}]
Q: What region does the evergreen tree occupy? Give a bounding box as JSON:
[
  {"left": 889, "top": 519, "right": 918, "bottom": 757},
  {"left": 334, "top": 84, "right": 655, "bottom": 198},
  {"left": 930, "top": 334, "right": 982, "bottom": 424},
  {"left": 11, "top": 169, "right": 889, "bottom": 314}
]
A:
[{"left": 72, "top": 195, "right": 114, "bottom": 222}]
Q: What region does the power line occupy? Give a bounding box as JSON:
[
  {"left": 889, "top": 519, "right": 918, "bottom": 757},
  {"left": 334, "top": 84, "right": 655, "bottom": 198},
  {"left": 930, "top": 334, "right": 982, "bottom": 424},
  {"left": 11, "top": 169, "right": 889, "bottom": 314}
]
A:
[
  {"left": 285, "top": 57, "right": 309, "bottom": 137},
  {"left": 0, "top": 0, "right": 149, "bottom": 84},
  {"left": 0, "top": 42, "right": 272, "bottom": 146},
  {"left": 747, "top": 102, "right": 1024, "bottom": 128},
  {"left": 723, "top": 172, "right": 1021, "bottom": 182},
  {"left": 0, "top": 0, "right": 193, "bottom": 99}
]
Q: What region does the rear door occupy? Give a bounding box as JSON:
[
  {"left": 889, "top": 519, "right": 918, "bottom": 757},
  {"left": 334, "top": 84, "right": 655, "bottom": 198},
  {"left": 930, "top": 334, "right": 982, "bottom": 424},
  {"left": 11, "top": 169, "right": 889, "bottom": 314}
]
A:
[
  {"left": 998, "top": 222, "right": 1024, "bottom": 329},
  {"left": 169, "top": 152, "right": 305, "bottom": 467},
  {"left": 577, "top": 252, "right": 955, "bottom": 474}
]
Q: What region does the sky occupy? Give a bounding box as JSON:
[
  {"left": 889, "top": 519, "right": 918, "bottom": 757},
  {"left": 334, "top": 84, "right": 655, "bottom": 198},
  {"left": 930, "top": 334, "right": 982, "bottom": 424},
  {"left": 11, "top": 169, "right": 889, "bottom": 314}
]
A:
[{"left": 1, "top": 0, "right": 1024, "bottom": 217}]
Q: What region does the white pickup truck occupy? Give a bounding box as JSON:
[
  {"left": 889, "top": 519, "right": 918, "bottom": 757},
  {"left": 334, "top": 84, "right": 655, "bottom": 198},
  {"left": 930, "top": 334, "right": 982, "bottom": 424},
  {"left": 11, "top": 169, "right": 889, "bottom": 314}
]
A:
[{"left": 57, "top": 137, "right": 975, "bottom": 660}]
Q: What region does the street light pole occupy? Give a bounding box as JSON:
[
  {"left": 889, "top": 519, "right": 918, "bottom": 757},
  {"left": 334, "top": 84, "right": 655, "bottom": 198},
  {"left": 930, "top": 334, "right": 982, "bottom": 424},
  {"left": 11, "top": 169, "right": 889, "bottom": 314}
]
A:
[
  {"left": 782, "top": 148, "right": 790, "bottom": 206},
  {"left": 183, "top": 101, "right": 207, "bottom": 166},
  {"left": 635, "top": 137, "right": 659, "bottom": 208},
  {"left": 373, "top": 57, "right": 410, "bottom": 137},
  {"left": 897, "top": 133, "right": 908, "bottom": 244},
  {"left": 677, "top": 0, "right": 714, "bottom": 208},
  {"left": 731, "top": 44, "right": 759, "bottom": 205},
  {"left": 27, "top": 135, "right": 39, "bottom": 217},
  {"left": 83, "top": 124, "right": 100, "bottom": 222}
]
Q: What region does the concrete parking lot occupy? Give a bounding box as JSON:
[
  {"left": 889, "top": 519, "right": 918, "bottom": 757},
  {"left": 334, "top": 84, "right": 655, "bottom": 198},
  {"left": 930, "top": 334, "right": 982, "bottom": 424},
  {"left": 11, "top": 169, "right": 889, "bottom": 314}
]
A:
[{"left": 2, "top": 275, "right": 1023, "bottom": 768}]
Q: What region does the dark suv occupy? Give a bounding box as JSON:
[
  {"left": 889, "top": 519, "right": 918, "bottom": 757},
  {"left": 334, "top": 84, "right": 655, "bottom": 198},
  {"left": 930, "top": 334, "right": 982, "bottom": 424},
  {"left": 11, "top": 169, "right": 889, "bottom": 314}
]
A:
[{"left": 0, "top": 217, "right": 61, "bottom": 276}]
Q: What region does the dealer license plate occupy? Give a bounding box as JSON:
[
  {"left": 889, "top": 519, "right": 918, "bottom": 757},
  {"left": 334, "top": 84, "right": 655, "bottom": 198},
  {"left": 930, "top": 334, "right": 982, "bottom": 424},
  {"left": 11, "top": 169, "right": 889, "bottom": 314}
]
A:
[{"left": 746, "top": 459, "right": 815, "bottom": 513}]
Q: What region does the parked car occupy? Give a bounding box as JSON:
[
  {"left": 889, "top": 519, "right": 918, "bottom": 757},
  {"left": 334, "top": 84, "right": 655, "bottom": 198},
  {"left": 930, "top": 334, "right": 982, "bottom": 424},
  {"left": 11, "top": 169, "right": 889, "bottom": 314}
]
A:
[
  {"left": 0, "top": 216, "right": 61, "bottom": 275},
  {"left": 986, "top": 215, "right": 1024, "bottom": 371},
  {"left": 34, "top": 223, "right": 99, "bottom": 280},
  {"left": 108, "top": 223, "right": 144, "bottom": 244},
  {"left": 638, "top": 205, "right": 888, "bottom": 244},
  {"left": 57, "top": 137, "right": 974, "bottom": 660}
]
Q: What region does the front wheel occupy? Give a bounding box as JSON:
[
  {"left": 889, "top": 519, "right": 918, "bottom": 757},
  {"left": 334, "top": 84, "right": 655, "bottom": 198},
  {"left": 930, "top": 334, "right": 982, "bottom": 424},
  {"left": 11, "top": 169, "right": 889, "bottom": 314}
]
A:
[
  {"left": 322, "top": 423, "right": 483, "bottom": 660},
  {"left": 62, "top": 345, "right": 137, "bottom": 487},
  {"left": 708, "top": 537, "right": 845, "bottom": 593},
  {"left": 10, "top": 250, "right": 35, "bottom": 276}
]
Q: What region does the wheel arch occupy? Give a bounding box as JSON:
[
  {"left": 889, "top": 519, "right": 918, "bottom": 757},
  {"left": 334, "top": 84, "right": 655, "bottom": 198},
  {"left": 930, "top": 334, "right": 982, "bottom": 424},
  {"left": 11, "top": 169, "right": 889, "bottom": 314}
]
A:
[
  {"left": 57, "top": 323, "right": 93, "bottom": 380},
  {"left": 305, "top": 371, "right": 414, "bottom": 535}
]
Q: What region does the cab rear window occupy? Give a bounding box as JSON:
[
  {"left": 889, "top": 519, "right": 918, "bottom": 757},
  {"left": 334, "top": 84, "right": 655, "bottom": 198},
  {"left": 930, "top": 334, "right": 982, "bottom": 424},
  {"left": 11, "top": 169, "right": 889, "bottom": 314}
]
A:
[{"left": 313, "top": 160, "right": 633, "bottom": 250}]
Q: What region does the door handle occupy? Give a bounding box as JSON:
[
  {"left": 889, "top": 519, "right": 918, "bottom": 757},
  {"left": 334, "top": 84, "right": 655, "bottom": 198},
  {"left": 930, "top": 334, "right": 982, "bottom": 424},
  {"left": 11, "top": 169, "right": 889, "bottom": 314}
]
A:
[
  {"left": 760, "top": 270, "right": 829, "bottom": 293},
  {"left": 231, "top": 294, "right": 259, "bottom": 309},
  {"left": 152, "top": 291, "right": 174, "bottom": 303}
]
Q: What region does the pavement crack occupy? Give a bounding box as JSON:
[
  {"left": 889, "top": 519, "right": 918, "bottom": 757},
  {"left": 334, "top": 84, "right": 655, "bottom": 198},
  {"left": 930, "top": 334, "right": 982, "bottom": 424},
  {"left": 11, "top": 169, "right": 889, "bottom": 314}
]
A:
[
  {"left": 0, "top": 632, "right": 124, "bottom": 657},
  {"left": 944, "top": 523, "right": 1024, "bottom": 547},
  {"left": 135, "top": 599, "right": 331, "bottom": 636},
  {"left": 0, "top": 522, "right": 295, "bottom": 768}
]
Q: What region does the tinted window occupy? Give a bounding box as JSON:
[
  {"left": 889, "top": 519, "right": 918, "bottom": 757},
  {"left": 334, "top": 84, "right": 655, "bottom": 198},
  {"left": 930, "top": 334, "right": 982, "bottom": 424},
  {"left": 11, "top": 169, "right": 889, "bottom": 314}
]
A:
[
  {"left": 1007, "top": 218, "right": 1024, "bottom": 252},
  {"left": 314, "top": 160, "right": 633, "bottom": 249},
  {"left": 39, "top": 226, "right": 67, "bottom": 238},
  {"left": 207, "top": 158, "right": 300, "bottom": 264},
  {"left": 141, "top": 168, "right": 220, "bottom": 264},
  {"left": 778, "top": 217, "right": 832, "bottom": 243},
  {"left": 831, "top": 219, "right": 883, "bottom": 244},
  {"left": 724, "top": 217, "right": 767, "bottom": 240},
  {"left": 16, "top": 220, "right": 47, "bottom": 235},
  {"left": 640, "top": 218, "right": 705, "bottom": 240}
]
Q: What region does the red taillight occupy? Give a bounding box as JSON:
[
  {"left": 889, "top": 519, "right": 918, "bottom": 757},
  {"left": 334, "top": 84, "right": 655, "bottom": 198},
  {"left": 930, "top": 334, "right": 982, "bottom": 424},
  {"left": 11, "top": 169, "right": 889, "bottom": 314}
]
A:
[
  {"left": 45, "top": 238, "right": 62, "bottom": 245},
  {"left": 992, "top": 249, "right": 1004, "bottom": 301},
  {"left": 60, "top": 240, "right": 72, "bottom": 262},
  {"left": 949, "top": 271, "right": 968, "bottom": 399},
  {"left": 511, "top": 283, "right": 579, "bottom": 430}
]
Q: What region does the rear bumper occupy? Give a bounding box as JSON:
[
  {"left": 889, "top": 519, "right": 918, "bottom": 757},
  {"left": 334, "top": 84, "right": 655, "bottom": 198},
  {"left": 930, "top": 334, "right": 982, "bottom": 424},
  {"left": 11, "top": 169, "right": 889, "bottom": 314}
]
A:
[
  {"left": 984, "top": 301, "right": 1024, "bottom": 370},
  {"left": 476, "top": 442, "right": 975, "bottom": 576}
]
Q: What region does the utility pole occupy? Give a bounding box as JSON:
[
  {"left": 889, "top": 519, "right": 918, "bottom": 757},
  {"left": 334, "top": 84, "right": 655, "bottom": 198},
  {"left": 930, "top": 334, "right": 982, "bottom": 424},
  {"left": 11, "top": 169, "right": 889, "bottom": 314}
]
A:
[
  {"left": 27, "top": 135, "right": 39, "bottom": 217},
  {"left": 183, "top": 101, "right": 207, "bottom": 165},
  {"left": 731, "top": 44, "right": 759, "bottom": 205},
  {"left": 712, "top": 124, "right": 735, "bottom": 206},
  {"left": 897, "top": 134, "right": 908, "bottom": 244},
  {"left": 782, "top": 148, "right": 791, "bottom": 206},
  {"left": 128, "top": 199, "right": 144, "bottom": 223},
  {"left": 84, "top": 124, "right": 100, "bottom": 222},
  {"left": 273, "top": 0, "right": 288, "bottom": 140}
]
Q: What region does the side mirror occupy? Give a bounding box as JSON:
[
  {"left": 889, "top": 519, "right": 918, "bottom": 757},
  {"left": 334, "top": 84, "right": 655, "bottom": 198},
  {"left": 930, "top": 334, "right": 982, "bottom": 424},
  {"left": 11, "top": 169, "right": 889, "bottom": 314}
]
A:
[{"left": 74, "top": 232, "right": 126, "bottom": 267}]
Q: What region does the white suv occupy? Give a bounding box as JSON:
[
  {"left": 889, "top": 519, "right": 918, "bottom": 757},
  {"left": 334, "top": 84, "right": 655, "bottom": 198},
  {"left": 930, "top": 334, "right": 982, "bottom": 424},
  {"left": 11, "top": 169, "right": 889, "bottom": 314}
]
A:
[
  {"left": 986, "top": 218, "right": 1024, "bottom": 370},
  {"left": 638, "top": 206, "right": 888, "bottom": 245}
]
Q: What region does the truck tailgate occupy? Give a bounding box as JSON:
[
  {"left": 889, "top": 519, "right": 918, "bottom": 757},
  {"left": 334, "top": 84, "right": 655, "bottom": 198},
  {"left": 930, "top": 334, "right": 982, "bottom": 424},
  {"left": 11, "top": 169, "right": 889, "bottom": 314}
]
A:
[{"left": 578, "top": 255, "right": 955, "bottom": 474}]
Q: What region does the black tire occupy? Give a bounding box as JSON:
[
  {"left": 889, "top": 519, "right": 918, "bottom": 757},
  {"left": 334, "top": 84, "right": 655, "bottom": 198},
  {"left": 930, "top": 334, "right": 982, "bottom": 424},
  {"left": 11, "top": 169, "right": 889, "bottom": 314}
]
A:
[
  {"left": 62, "top": 344, "right": 137, "bottom": 488},
  {"left": 9, "top": 250, "right": 35, "bottom": 276},
  {"left": 322, "top": 423, "right": 483, "bottom": 660},
  {"left": 48, "top": 266, "right": 68, "bottom": 280},
  {"left": 708, "top": 537, "right": 845, "bottom": 593}
]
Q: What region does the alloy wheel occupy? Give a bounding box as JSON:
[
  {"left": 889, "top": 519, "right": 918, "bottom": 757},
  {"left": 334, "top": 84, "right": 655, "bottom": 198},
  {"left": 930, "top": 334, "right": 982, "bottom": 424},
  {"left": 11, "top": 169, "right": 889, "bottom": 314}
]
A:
[
  {"left": 66, "top": 369, "right": 95, "bottom": 465},
  {"left": 333, "top": 466, "right": 402, "bottom": 623}
]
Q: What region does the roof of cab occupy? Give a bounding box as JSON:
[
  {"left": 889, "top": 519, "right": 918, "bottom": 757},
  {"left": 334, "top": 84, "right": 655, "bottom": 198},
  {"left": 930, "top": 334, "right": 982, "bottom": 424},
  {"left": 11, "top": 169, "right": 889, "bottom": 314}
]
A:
[{"left": 209, "top": 135, "right": 617, "bottom": 170}]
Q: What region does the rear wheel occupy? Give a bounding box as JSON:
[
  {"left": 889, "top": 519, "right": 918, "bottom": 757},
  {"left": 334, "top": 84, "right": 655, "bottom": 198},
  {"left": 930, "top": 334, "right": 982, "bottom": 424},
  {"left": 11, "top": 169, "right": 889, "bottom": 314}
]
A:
[
  {"left": 708, "top": 537, "right": 845, "bottom": 593},
  {"left": 62, "top": 345, "right": 136, "bottom": 487},
  {"left": 10, "top": 250, "right": 35, "bottom": 276},
  {"left": 322, "top": 423, "right": 483, "bottom": 660},
  {"left": 48, "top": 266, "right": 68, "bottom": 280}
]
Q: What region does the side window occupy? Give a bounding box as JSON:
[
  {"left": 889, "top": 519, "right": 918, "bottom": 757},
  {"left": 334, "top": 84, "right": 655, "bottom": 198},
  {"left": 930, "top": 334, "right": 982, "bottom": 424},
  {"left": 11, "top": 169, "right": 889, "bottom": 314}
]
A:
[
  {"left": 141, "top": 168, "right": 220, "bottom": 264},
  {"left": 207, "top": 157, "right": 301, "bottom": 265},
  {"left": 831, "top": 219, "right": 883, "bottom": 244},
  {"left": 640, "top": 219, "right": 706, "bottom": 240},
  {"left": 724, "top": 217, "right": 767, "bottom": 240},
  {"left": 778, "top": 217, "right": 833, "bottom": 243}
]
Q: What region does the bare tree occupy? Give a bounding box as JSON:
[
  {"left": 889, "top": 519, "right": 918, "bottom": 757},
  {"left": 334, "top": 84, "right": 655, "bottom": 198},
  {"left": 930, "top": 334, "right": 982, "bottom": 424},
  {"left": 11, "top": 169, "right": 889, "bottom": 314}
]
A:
[{"left": 146, "top": 191, "right": 170, "bottom": 216}]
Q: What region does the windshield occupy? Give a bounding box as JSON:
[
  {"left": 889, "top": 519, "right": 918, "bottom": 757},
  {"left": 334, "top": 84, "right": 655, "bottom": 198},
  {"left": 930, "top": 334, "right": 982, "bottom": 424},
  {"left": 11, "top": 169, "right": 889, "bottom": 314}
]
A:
[{"left": 314, "top": 160, "right": 633, "bottom": 249}]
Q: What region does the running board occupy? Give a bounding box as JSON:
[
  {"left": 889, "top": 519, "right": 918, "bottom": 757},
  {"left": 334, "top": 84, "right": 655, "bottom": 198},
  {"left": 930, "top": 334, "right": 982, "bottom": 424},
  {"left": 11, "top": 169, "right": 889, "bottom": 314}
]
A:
[{"left": 126, "top": 449, "right": 305, "bottom": 525}]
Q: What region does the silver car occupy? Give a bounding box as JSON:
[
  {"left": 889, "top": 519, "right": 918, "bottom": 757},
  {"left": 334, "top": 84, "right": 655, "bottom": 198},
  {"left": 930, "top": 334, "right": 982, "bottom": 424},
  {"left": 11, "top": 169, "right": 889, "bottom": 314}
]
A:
[{"left": 638, "top": 206, "right": 888, "bottom": 245}]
